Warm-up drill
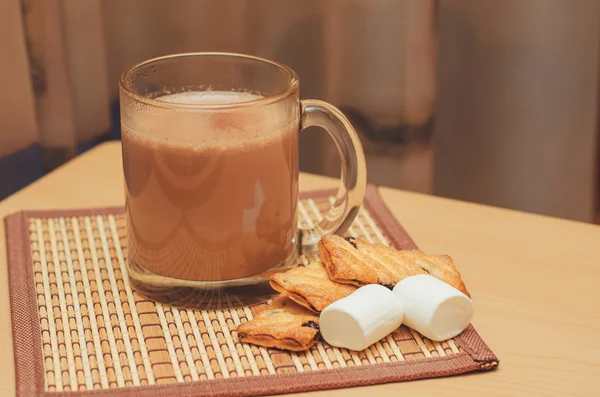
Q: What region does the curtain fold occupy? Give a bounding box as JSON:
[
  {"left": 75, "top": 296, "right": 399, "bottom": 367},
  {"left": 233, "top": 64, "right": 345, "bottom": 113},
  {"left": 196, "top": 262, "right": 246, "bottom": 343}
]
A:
[
  {"left": 1, "top": 0, "right": 111, "bottom": 174},
  {"left": 0, "top": 0, "right": 38, "bottom": 158}
]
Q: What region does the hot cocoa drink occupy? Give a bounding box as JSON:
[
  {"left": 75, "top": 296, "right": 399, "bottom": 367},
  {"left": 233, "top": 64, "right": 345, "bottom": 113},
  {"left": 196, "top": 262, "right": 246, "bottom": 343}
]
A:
[{"left": 122, "top": 91, "right": 299, "bottom": 281}]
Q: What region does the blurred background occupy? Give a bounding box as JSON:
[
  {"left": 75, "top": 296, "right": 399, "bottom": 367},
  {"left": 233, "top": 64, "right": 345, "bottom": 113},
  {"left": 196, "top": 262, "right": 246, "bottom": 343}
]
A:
[{"left": 1, "top": 0, "right": 599, "bottom": 223}]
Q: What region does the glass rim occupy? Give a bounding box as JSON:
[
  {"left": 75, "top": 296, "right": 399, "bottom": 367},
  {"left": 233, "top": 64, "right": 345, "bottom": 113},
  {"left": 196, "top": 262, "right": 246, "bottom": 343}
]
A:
[{"left": 119, "top": 52, "right": 299, "bottom": 110}]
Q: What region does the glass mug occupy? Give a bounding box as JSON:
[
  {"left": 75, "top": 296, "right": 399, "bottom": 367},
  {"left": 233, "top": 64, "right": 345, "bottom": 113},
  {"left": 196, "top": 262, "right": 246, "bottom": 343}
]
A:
[{"left": 119, "top": 53, "right": 366, "bottom": 307}]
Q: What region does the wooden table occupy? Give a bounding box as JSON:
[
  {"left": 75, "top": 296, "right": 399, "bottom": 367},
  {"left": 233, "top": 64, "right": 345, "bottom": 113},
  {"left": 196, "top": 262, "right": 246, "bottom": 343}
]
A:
[{"left": 1, "top": 142, "right": 599, "bottom": 396}]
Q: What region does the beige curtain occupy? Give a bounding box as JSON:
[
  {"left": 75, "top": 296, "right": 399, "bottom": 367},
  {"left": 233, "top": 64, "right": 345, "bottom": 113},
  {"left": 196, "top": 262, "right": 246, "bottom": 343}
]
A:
[
  {"left": 1, "top": 0, "right": 38, "bottom": 159},
  {"left": 1, "top": 0, "right": 252, "bottom": 165},
  {"left": 1, "top": 0, "right": 435, "bottom": 196},
  {"left": 434, "top": 0, "right": 600, "bottom": 221},
  {"left": 2, "top": 0, "right": 598, "bottom": 219},
  {"left": 2, "top": 0, "right": 110, "bottom": 168}
]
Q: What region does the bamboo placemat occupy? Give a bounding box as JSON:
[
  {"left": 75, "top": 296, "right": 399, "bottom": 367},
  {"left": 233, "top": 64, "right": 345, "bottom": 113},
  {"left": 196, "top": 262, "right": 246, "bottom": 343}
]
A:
[{"left": 6, "top": 186, "right": 498, "bottom": 397}]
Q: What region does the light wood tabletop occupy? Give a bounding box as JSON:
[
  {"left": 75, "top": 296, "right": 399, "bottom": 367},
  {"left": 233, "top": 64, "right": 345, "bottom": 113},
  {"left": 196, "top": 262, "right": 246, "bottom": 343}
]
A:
[{"left": 1, "top": 141, "right": 599, "bottom": 396}]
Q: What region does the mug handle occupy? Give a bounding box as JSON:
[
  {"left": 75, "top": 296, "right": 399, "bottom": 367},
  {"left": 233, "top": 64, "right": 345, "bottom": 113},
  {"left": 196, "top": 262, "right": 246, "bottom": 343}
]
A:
[{"left": 299, "top": 99, "right": 367, "bottom": 246}]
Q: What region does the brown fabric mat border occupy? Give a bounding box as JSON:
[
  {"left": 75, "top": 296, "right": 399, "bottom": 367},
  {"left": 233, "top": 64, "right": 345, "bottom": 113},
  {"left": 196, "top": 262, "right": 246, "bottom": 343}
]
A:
[
  {"left": 44, "top": 353, "right": 481, "bottom": 397},
  {"left": 6, "top": 212, "right": 45, "bottom": 397},
  {"left": 5, "top": 184, "right": 498, "bottom": 397}
]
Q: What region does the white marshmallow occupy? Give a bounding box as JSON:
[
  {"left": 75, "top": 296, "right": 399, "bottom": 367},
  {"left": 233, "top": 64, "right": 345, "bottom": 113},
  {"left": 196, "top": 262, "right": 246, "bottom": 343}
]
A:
[
  {"left": 393, "top": 274, "right": 474, "bottom": 341},
  {"left": 319, "top": 284, "right": 404, "bottom": 351}
]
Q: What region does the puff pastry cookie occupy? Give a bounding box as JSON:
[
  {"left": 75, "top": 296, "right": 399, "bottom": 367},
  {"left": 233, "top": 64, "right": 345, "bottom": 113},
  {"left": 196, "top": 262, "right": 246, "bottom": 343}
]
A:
[
  {"left": 319, "top": 235, "right": 469, "bottom": 296},
  {"left": 270, "top": 262, "right": 357, "bottom": 312},
  {"left": 236, "top": 297, "right": 320, "bottom": 351}
]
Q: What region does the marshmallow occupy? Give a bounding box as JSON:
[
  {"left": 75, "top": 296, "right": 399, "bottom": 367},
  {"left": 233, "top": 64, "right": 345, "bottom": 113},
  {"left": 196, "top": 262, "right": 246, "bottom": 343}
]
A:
[
  {"left": 319, "top": 284, "right": 403, "bottom": 351},
  {"left": 393, "top": 274, "right": 474, "bottom": 341}
]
